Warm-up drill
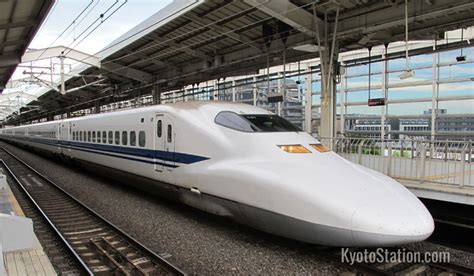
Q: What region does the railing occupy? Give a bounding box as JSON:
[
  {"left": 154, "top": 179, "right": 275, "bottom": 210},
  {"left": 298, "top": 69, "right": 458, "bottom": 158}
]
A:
[{"left": 318, "top": 137, "right": 473, "bottom": 188}]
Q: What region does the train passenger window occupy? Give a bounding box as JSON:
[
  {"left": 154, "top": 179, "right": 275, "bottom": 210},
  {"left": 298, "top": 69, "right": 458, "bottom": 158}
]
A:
[
  {"left": 74, "top": 131, "right": 76, "bottom": 140},
  {"left": 97, "top": 131, "right": 101, "bottom": 142},
  {"left": 83, "top": 131, "right": 86, "bottom": 141},
  {"left": 88, "top": 131, "right": 91, "bottom": 142},
  {"left": 79, "top": 131, "right": 82, "bottom": 141},
  {"left": 92, "top": 131, "right": 96, "bottom": 143},
  {"left": 157, "top": 120, "right": 162, "bottom": 137},
  {"left": 108, "top": 131, "right": 113, "bottom": 144},
  {"left": 102, "top": 131, "right": 107, "bottom": 143},
  {"left": 130, "top": 131, "right": 136, "bottom": 146},
  {"left": 139, "top": 131, "right": 145, "bottom": 147},
  {"left": 115, "top": 131, "right": 120, "bottom": 145},
  {"left": 167, "top": 125, "right": 172, "bottom": 143},
  {"left": 122, "top": 131, "right": 128, "bottom": 145}
]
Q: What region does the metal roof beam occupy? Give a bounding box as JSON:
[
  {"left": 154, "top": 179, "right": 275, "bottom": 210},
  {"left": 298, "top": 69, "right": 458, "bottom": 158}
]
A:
[
  {"left": 22, "top": 46, "right": 153, "bottom": 83},
  {"left": 122, "top": 48, "right": 179, "bottom": 69},
  {"left": 243, "top": 0, "right": 316, "bottom": 37},
  {"left": 0, "top": 54, "right": 20, "bottom": 67},
  {"left": 147, "top": 32, "right": 212, "bottom": 60},
  {"left": 101, "top": 62, "right": 153, "bottom": 83},
  {"left": 22, "top": 46, "right": 101, "bottom": 67},
  {"left": 0, "top": 20, "right": 36, "bottom": 31},
  {"left": 185, "top": 12, "right": 263, "bottom": 52},
  {"left": 0, "top": 39, "right": 26, "bottom": 48}
]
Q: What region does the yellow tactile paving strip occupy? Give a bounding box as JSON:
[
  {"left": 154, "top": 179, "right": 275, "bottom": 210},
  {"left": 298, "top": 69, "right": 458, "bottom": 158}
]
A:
[
  {"left": 400, "top": 179, "right": 474, "bottom": 196},
  {"left": 424, "top": 170, "right": 474, "bottom": 182}
]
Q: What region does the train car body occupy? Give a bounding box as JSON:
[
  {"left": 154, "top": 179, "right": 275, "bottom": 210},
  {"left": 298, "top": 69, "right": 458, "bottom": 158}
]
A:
[{"left": 0, "top": 101, "right": 434, "bottom": 246}]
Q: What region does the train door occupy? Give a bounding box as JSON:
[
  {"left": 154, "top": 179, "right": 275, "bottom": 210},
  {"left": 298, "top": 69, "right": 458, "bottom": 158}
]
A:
[
  {"left": 154, "top": 113, "right": 175, "bottom": 172},
  {"left": 154, "top": 114, "right": 164, "bottom": 172},
  {"left": 67, "top": 122, "right": 72, "bottom": 155}
]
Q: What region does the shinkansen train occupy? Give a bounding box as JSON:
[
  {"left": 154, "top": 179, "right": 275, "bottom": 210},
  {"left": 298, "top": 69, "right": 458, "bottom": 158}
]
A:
[{"left": 0, "top": 101, "right": 434, "bottom": 246}]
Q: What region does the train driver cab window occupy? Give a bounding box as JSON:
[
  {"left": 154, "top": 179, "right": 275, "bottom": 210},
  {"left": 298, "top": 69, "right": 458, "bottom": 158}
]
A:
[
  {"left": 215, "top": 111, "right": 300, "bottom": 132},
  {"left": 214, "top": 111, "right": 257, "bottom": 132},
  {"left": 115, "top": 131, "right": 120, "bottom": 145},
  {"left": 108, "top": 131, "right": 113, "bottom": 144},
  {"left": 102, "top": 131, "right": 107, "bottom": 143},
  {"left": 97, "top": 131, "right": 101, "bottom": 142},
  {"left": 88, "top": 131, "right": 91, "bottom": 142},
  {"left": 130, "top": 131, "right": 136, "bottom": 146},
  {"left": 92, "top": 131, "right": 96, "bottom": 143},
  {"left": 122, "top": 131, "right": 128, "bottom": 145},
  {"left": 167, "top": 125, "right": 172, "bottom": 142},
  {"left": 157, "top": 120, "right": 162, "bottom": 137},
  {"left": 139, "top": 131, "right": 145, "bottom": 147}
]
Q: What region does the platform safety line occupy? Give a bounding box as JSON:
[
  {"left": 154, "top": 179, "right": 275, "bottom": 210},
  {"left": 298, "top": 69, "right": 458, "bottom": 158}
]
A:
[{"left": 423, "top": 169, "right": 474, "bottom": 181}]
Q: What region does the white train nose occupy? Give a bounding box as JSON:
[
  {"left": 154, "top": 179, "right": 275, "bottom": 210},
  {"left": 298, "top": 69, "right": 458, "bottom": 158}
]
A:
[{"left": 350, "top": 199, "right": 434, "bottom": 246}]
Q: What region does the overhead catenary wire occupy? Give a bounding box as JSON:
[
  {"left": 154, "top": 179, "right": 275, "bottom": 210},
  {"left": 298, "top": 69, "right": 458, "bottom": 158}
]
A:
[
  {"left": 65, "top": 0, "right": 127, "bottom": 56},
  {"left": 56, "top": 0, "right": 102, "bottom": 46},
  {"left": 35, "top": 1, "right": 96, "bottom": 62}
]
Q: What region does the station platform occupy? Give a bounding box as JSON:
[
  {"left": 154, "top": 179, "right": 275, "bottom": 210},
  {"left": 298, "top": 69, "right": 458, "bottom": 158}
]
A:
[
  {"left": 401, "top": 179, "right": 474, "bottom": 206},
  {"left": 0, "top": 175, "right": 56, "bottom": 276}
]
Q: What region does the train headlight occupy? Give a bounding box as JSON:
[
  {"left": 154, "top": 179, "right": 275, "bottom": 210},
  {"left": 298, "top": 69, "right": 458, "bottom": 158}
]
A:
[
  {"left": 310, "top": 144, "right": 330, "bottom": 153},
  {"left": 278, "top": 144, "right": 311, "bottom": 153}
]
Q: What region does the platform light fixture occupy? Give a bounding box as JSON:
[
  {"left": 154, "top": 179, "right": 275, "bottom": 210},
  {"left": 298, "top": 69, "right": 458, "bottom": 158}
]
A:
[
  {"left": 399, "top": 69, "right": 415, "bottom": 80},
  {"left": 292, "top": 44, "right": 325, "bottom": 53},
  {"left": 456, "top": 28, "right": 467, "bottom": 62},
  {"left": 400, "top": 0, "right": 415, "bottom": 80}
]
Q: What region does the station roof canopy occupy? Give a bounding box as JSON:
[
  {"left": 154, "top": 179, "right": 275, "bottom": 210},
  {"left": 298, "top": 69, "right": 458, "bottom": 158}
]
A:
[
  {"left": 11, "top": 0, "right": 474, "bottom": 123},
  {"left": 0, "top": 0, "right": 54, "bottom": 93}
]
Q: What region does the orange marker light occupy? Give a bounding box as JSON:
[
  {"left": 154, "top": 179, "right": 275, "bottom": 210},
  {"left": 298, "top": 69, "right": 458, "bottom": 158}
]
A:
[
  {"left": 310, "top": 144, "right": 330, "bottom": 153},
  {"left": 278, "top": 144, "right": 311, "bottom": 153}
]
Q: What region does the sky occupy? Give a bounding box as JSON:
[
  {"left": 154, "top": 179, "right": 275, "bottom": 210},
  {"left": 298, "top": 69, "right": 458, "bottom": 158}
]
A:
[
  {"left": 11, "top": 0, "right": 173, "bottom": 81},
  {"left": 30, "top": 0, "right": 173, "bottom": 54}
]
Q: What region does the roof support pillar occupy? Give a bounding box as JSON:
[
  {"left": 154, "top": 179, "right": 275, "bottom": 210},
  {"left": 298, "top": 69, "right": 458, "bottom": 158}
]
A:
[
  {"left": 319, "top": 47, "right": 338, "bottom": 142},
  {"left": 304, "top": 67, "right": 312, "bottom": 133},
  {"left": 152, "top": 83, "right": 161, "bottom": 105},
  {"left": 94, "top": 100, "right": 100, "bottom": 114}
]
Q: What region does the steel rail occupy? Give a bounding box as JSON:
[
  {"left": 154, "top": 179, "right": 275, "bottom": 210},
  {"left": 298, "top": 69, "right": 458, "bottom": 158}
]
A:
[
  {"left": 1, "top": 159, "right": 93, "bottom": 275},
  {"left": 0, "top": 146, "right": 186, "bottom": 275}
]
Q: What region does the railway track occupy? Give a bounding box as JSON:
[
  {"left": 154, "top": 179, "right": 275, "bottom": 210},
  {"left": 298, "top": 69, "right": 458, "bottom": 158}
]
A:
[
  {"left": 0, "top": 146, "right": 186, "bottom": 275},
  {"left": 325, "top": 247, "right": 474, "bottom": 276}
]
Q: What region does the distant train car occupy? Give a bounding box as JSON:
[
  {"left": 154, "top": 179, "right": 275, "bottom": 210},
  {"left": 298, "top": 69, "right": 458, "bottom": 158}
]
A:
[{"left": 0, "top": 101, "right": 434, "bottom": 246}]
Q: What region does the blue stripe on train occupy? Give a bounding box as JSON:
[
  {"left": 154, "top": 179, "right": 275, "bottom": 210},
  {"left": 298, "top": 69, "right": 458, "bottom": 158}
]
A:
[{"left": 7, "top": 136, "right": 209, "bottom": 168}]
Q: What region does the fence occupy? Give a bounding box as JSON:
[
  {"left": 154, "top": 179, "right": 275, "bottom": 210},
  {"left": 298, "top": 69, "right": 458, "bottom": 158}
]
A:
[{"left": 318, "top": 137, "right": 473, "bottom": 188}]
